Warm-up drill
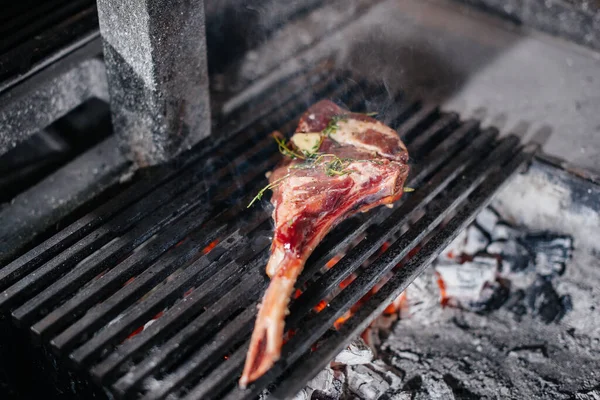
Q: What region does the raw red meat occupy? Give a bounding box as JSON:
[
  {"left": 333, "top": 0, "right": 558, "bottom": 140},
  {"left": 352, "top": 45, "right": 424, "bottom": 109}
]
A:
[{"left": 240, "top": 100, "right": 410, "bottom": 387}]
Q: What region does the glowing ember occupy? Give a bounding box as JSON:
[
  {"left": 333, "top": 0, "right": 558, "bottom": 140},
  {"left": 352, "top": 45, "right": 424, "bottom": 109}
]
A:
[
  {"left": 123, "top": 277, "right": 135, "bottom": 286},
  {"left": 126, "top": 311, "right": 165, "bottom": 340},
  {"left": 339, "top": 274, "right": 356, "bottom": 290},
  {"left": 127, "top": 326, "right": 144, "bottom": 339},
  {"left": 434, "top": 271, "right": 450, "bottom": 307},
  {"left": 384, "top": 292, "right": 407, "bottom": 315},
  {"left": 283, "top": 329, "right": 296, "bottom": 345},
  {"left": 326, "top": 255, "right": 343, "bottom": 269},
  {"left": 314, "top": 300, "right": 328, "bottom": 312},
  {"left": 334, "top": 311, "right": 352, "bottom": 330},
  {"left": 202, "top": 239, "right": 219, "bottom": 255}
]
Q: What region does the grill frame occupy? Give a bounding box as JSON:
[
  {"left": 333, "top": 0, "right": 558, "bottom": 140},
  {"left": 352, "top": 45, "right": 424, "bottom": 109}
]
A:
[{"left": 0, "top": 71, "right": 541, "bottom": 400}]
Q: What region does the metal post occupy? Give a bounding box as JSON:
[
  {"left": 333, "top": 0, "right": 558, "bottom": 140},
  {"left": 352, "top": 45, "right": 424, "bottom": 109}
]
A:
[{"left": 97, "top": 0, "right": 211, "bottom": 166}]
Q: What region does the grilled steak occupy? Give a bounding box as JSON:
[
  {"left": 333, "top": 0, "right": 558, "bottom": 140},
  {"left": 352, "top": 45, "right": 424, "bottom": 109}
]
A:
[{"left": 240, "top": 100, "right": 410, "bottom": 387}]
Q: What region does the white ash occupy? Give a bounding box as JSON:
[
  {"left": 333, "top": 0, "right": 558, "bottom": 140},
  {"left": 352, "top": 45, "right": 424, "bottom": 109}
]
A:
[
  {"left": 332, "top": 337, "right": 373, "bottom": 366},
  {"left": 290, "top": 338, "right": 404, "bottom": 400},
  {"left": 346, "top": 365, "right": 390, "bottom": 400},
  {"left": 294, "top": 200, "right": 598, "bottom": 399},
  {"left": 434, "top": 257, "right": 497, "bottom": 303},
  {"left": 378, "top": 203, "right": 598, "bottom": 399},
  {"left": 474, "top": 207, "right": 500, "bottom": 235},
  {"left": 292, "top": 367, "right": 341, "bottom": 400}
]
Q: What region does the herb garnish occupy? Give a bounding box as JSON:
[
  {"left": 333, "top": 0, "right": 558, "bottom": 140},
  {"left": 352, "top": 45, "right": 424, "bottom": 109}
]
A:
[
  {"left": 248, "top": 110, "right": 385, "bottom": 207},
  {"left": 322, "top": 115, "right": 347, "bottom": 137},
  {"left": 274, "top": 134, "right": 306, "bottom": 159},
  {"left": 247, "top": 174, "right": 291, "bottom": 208},
  {"left": 323, "top": 155, "right": 353, "bottom": 176}
]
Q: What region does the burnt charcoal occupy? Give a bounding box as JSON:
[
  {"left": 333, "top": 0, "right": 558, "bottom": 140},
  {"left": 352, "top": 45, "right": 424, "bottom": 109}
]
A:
[
  {"left": 346, "top": 364, "right": 391, "bottom": 400},
  {"left": 414, "top": 375, "right": 454, "bottom": 400},
  {"left": 474, "top": 207, "right": 501, "bottom": 235},
  {"left": 559, "top": 294, "right": 573, "bottom": 319},
  {"left": 505, "top": 289, "right": 527, "bottom": 321},
  {"left": 575, "top": 385, "right": 600, "bottom": 400},
  {"left": 469, "top": 278, "right": 510, "bottom": 314},
  {"left": 402, "top": 376, "right": 422, "bottom": 392},
  {"left": 490, "top": 221, "right": 521, "bottom": 241},
  {"left": 519, "top": 232, "right": 573, "bottom": 277},
  {"left": 508, "top": 344, "right": 549, "bottom": 359},
  {"left": 434, "top": 256, "right": 498, "bottom": 306},
  {"left": 451, "top": 315, "right": 470, "bottom": 330},
  {"left": 487, "top": 239, "right": 532, "bottom": 273},
  {"left": 442, "top": 374, "right": 480, "bottom": 400},
  {"left": 437, "top": 225, "right": 489, "bottom": 263},
  {"left": 525, "top": 276, "right": 570, "bottom": 323},
  {"left": 463, "top": 225, "right": 489, "bottom": 255},
  {"left": 333, "top": 338, "right": 373, "bottom": 366},
  {"left": 311, "top": 390, "right": 338, "bottom": 400}
]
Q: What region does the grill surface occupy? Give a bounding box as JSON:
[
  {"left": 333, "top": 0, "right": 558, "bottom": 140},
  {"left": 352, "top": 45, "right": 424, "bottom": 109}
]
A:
[{"left": 0, "top": 71, "right": 541, "bottom": 400}]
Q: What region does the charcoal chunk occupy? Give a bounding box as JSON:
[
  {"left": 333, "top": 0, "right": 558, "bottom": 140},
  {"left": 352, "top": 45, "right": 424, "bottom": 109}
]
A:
[
  {"left": 505, "top": 289, "right": 528, "bottom": 321},
  {"left": 443, "top": 374, "right": 480, "bottom": 400},
  {"left": 525, "top": 276, "right": 570, "bottom": 323},
  {"left": 475, "top": 207, "right": 501, "bottom": 235},
  {"left": 469, "top": 278, "right": 510, "bottom": 314},
  {"left": 487, "top": 239, "right": 532, "bottom": 273},
  {"left": 519, "top": 232, "right": 573, "bottom": 277},
  {"left": 490, "top": 221, "right": 521, "bottom": 241}
]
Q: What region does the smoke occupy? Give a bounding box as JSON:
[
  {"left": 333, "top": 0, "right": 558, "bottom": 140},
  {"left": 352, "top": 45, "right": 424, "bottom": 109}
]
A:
[{"left": 204, "top": 0, "right": 323, "bottom": 75}]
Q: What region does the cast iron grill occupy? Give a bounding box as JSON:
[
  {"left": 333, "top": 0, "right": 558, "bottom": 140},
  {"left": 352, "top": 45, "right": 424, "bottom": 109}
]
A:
[
  {"left": 0, "top": 72, "right": 542, "bottom": 400},
  {"left": 0, "top": 0, "right": 98, "bottom": 87}
]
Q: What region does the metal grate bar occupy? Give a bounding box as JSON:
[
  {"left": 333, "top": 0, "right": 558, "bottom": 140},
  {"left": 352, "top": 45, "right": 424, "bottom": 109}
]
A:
[
  {"left": 212, "top": 136, "right": 524, "bottom": 400},
  {"left": 138, "top": 307, "right": 258, "bottom": 400},
  {"left": 46, "top": 83, "right": 374, "bottom": 370},
  {"left": 111, "top": 270, "right": 266, "bottom": 398},
  {"left": 8, "top": 145, "right": 279, "bottom": 325},
  {"left": 0, "top": 69, "right": 337, "bottom": 279},
  {"left": 15, "top": 134, "right": 281, "bottom": 328},
  {"left": 408, "top": 113, "right": 459, "bottom": 160},
  {"left": 395, "top": 104, "right": 439, "bottom": 144},
  {"left": 0, "top": 72, "right": 535, "bottom": 400},
  {"left": 286, "top": 127, "right": 502, "bottom": 324},
  {"left": 54, "top": 214, "right": 269, "bottom": 358},
  {"left": 271, "top": 141, "right": 539, "bottom": 399},
  {"left": 78, "top": 85, "right": 377, "bottom": 382},
  {"left": 295, "top": 118, "right": 481, "bottom": 290}
]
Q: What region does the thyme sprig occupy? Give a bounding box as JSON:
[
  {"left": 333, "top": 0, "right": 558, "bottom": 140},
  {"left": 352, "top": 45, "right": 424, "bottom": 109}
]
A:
[
  {"left": 249, "top": 110, "right": 382, "bottom": 207},
  {"left": 322, "top": 115, "right": 347, "bottom": 137},
  {"left": 274, "top": 133, "right": 306, "bottom": 159},
  {"left": 323, "top": 155, "right": 353, "bottom": 176},
  {"left": 322, "top": 111, "right": 378, "bottom": 137},
  {"left": 247, "top": 174, "right": 291, "bottom": 208}
]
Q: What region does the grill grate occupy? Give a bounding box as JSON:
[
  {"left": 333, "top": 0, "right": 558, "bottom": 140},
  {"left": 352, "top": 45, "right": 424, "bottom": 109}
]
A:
[{"left": 0, "top": 71, "right": 541, "bottom": 400}]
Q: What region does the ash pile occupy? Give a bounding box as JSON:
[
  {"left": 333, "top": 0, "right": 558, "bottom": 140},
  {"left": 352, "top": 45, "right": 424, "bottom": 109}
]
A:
[{"left": 288, "top": 206, "right": 600, "bottom": 399}]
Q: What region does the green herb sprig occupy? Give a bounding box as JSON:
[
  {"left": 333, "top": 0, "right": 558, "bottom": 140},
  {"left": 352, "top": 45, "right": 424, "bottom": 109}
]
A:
[
  {"left": 274, "top": 134, "right": 306, "bottom": 160},
  {"left": 248, "top": 110, "right": 383, "bottom": 207},
  {"left": 322, "top": 115, "right": 347, "bottom": 137},
  {"left": 247, "top": 174, "right": 290, "bottom": 208}
]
